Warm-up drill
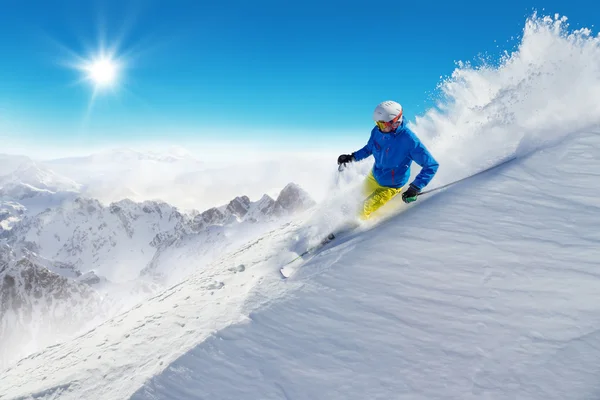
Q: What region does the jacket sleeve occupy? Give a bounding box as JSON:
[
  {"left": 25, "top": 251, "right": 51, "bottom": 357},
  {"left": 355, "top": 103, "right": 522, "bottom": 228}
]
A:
[
  {"left": 409, "top": 138, "right": 439, "bottom": 190},
  {"left": 352, "top": 130, "right": 375, "bottom": 162}
]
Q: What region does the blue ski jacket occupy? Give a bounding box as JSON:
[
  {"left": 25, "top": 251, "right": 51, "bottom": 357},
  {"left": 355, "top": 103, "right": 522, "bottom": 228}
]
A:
[{"left": 352, "top": 121, "right": 439, "bottom": 190}]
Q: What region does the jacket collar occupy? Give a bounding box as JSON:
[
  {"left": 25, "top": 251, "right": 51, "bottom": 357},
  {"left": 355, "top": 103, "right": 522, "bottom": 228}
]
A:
[{"left": 391, "top": 118, "right": 406, "bottom": 136}]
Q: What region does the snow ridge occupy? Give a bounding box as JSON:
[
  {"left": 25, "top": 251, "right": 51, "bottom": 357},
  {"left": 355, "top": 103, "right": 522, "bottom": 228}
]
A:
[
  {"left": 0, "top": 159, "right": 81, "bottom": 199},
  {"left": 0, "top": 178, "right": 315, "bottom": 369}
]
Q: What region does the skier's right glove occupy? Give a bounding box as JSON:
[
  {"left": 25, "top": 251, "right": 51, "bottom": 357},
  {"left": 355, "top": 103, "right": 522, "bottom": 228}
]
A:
[
  {"left": 402, "top": 184, "right": 420, "bottom": 203},
  {"left": 337, "top": 154, "right": 354, "bottom": 165}
]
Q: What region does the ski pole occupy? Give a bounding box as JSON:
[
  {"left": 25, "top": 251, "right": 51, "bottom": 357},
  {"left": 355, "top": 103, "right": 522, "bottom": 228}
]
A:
[
  {"left": 334, "top": 162, "right": 347, "bottom": 187},
  {"left": 418, "top": 156, "right": 516, "bottom": 197}
]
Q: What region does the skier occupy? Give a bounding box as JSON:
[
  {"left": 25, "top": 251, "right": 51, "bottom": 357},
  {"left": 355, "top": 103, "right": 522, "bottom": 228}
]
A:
[{"left": 337, "top": 100, "right": 439, "bottom": 219}]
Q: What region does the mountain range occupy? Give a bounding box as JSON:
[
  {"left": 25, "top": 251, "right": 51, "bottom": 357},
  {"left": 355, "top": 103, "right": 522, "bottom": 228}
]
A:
[{"left": 0, "top": 150, "right": 316, "bottom": 367}]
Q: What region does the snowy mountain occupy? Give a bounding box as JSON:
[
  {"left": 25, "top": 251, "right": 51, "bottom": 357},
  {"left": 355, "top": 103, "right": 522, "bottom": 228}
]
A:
[
  {"left": 142, "top": 183, "right": 315, "bottom": 283},
  {"left": 0, "top": 159, "right": 81, "bottom": 198},
  {"left": 0, "top": 244, "right": 104, "bottom": 368},
  {"left": 195, "top": 182, "right": 315, "bottom": 228},
  {"left": 0, "top": 201, "right": 25, "bottom": 232},
  {"left": 0, "top": 159, "right": 82, "bottom": 223},
  {"left": 0, "top": 154, "right": 31, "bottom": 177},
  {"left": 0, "top": 182, "right": 315, "bottom": 364},
  {"left": 4, "top": 197, "right": 194, "bottom": 283},
  {"left": 42, "top": 147, "right": 332, "bottom": 212},
  {"left": 2, "top": 181, "right": 314, "bottom": 283}
]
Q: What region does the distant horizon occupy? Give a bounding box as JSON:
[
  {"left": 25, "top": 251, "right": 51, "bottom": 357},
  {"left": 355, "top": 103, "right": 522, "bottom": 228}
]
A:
[{"left": 0, "top": 130, "right": 357, "bottom": 163}]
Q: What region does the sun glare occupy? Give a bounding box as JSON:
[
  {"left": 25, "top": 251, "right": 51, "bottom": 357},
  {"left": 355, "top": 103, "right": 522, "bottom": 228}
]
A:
[{"left": 85, "top": 57, "right": 118, "bottom": 88}]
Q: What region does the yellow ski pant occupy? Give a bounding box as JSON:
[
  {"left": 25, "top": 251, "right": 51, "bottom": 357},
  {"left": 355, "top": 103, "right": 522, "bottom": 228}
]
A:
[{"left": 360, "top": 171, "right": 403, "bottom": 219}]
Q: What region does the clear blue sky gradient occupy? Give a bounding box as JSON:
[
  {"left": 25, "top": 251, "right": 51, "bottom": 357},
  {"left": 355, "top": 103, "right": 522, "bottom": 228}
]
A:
[{"left": 0, "top": 0, "right": 598, "bottom": 148}]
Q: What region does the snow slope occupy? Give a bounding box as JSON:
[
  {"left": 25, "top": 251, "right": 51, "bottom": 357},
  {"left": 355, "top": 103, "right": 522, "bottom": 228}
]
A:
[
  {"left": 131, "top": 131, "right": 600, "bottom": 400},
  {"left": 3, "top": 123, "right": 600, "bottom": 400},
  {"left": 2, "top": 13, "right": 600, "bottom": 400}
]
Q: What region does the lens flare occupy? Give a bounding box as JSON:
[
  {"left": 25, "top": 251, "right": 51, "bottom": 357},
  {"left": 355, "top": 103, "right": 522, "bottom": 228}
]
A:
[{"left": 85, "top": 57, "right": 118, "bottom": 88}]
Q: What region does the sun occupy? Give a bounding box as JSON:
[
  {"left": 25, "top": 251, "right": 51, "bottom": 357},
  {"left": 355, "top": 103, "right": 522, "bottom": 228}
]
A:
[
  {"left": 84, "top": 56, "right": 119, "bottom": 89},
  {"left": 87, "top": 58, "right": 117, "bottom": 87},
  {"left": 66, "top": 46, "right": 126, "bottom": 112}
]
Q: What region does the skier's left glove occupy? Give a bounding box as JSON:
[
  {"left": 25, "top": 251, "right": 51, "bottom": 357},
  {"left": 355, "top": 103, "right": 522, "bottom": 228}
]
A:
[
  {"left": 337, "top": 154, "right": 355, "bottom": 166},
  {"left": 402, "top": 184, "right": 420, "bottom": 203}
]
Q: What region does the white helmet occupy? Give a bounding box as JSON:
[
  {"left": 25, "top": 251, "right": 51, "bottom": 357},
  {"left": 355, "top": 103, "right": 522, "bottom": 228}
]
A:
[{"left": 373, "top": 100, "right": 403, "bottom": 123}]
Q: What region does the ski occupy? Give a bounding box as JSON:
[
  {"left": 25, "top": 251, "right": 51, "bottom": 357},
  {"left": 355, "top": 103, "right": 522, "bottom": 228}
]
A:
[
  {"left": 279, "top": 220, "right": 362, "bottom": 279},
  {"left": 280, "top": 157, "right": 517, "bottom": 279},
  {"left": 279, "top": 232, "right": 337, "bottom": 278}
]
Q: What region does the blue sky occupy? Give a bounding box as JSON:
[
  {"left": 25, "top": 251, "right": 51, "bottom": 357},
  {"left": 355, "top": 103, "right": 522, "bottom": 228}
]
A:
[{"left": 0, "top": 0, "right": 598, "bottom": 154}]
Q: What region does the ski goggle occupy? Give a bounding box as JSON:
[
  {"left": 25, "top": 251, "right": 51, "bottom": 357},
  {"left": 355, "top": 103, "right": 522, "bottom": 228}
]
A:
[
  {"left": 375, "top": 120, "right": 393, "bottom": 130},
  {"left": 375, "top": 112, "right": 402, "bottom": 131}
]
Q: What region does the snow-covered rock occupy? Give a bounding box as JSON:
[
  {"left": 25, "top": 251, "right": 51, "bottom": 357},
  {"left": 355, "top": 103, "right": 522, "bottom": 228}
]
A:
[
  {"left": 225, "top": 195, "right": 251, "bottom": 219},
  {"left": 3, "top": 197, "right": 193, "bottom": 282},
  {"left": 192, "top": 184, "right": 315, "bottom": 229},
  {"left": 0, "top": 244, "right": 103, "bottom": 368},
  {"left": 142, "top": 185, "right": 315, "bottom": 283},
  {"left": 77, "top": 270, "right": 108, "bottom": 287},
  {"left": 244, "top": 194, "right": 277, "bottom": 221},
  {"left": 2, "top": 179, "right": 314, "bottom": 286},
  {"left": 0, "top": 158, "right": 83, "bottom": 220},
  {"left": 0, "top": 201, "right": 25, "bottom": 233},
  {"left": 273, "top": 182, "right": 315, "bottom": 215},
  {"left": 0, "top": 159, "right": 81, "bottom": 198}
]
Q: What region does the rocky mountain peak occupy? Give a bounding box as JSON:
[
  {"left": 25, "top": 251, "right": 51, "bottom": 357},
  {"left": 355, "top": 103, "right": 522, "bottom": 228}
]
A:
[
  {"left": 274, "top": 182, "right": 316, "bottom": 214},
  {"left": 0, "top": 245, "right": 103, "bottom": 367},
  {"left": 226, "top": 196, "right": 251, "bottom": 219},
  {"left": 189, "top": 183, "right": 314, "bottom": 229}
]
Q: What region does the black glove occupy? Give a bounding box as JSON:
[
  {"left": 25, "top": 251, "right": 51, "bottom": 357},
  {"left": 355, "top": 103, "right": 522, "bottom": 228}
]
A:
[
  {"left": 402, "top": 184, "right": 420, "bottom": 203},
  {"left": 337, "top": 154, "right": 354, "bottom": 165}
]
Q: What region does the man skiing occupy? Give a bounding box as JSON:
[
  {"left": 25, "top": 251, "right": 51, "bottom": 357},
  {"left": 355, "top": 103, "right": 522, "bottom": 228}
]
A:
[{"left": 337, "top": 100, "right": 439, "bottom": 219}]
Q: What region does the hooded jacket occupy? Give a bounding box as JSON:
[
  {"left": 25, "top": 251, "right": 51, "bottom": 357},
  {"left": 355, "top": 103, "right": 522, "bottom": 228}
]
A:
[{"left": 352, "top": 120, "right": 439, "bottom": 190}]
